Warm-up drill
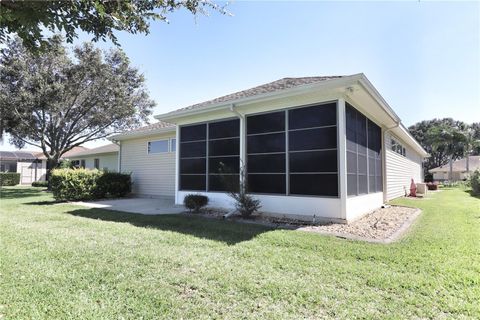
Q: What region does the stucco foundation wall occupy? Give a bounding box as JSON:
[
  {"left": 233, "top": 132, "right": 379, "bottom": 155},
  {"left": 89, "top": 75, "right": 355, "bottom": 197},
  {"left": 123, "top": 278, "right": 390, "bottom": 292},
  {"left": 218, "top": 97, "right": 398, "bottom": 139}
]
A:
[
  {"left": 346, "top": 192, "right": 383, "bottom": 222},
  {"left": 385, "top": 132, "right": 423, "bottom": 201},
  {"left": 177, "top": 191, "right": 342, "bottom": 221},
  {"left": 121, "top": 133, "right": 176, "bottom": 197}
]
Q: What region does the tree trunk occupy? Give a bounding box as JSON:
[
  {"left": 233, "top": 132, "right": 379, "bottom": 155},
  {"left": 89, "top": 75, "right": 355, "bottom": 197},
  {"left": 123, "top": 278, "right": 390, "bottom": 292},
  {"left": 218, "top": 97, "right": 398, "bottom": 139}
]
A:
[
  {"left": 466, "top": 154, "right": 470, "bottom": 174},
  {"left": 449, "top": 155, "right": 453, "bottom": 181},
  {"left": 46, "top": 158, "right": 60, "bottom": 190}
]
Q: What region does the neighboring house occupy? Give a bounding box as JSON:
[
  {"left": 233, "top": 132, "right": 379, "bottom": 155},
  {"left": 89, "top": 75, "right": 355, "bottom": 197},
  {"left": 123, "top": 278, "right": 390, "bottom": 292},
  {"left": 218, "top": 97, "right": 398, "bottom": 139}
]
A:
[
  {"left": 0, "top": 151, "right": 46, "bottom": 184},
  {"left": 430, "top": 156, "right": 480, "bottom": 181},
  {"left": 111, "top": 74, "right": 428, "bottom": 223},
  {"left": 67, "top": 143, "right": 119, "bottom": 171},
  {"left": 0, "top": 146, "right": 89, "bottom": 184}
]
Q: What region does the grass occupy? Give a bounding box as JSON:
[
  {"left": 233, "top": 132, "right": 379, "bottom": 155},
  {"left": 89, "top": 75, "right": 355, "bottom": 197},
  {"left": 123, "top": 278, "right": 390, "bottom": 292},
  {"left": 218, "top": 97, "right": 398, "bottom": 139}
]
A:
[{"left": 0, "top": 187, "right": 479, "bottom": 319}]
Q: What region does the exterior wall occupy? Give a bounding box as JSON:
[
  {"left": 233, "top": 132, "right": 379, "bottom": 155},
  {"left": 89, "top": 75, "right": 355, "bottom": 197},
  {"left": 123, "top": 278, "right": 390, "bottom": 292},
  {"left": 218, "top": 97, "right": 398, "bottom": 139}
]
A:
[
  {"left": 433, "top": 171, "right": 467, "bottom": 181},
  {"left": 121, "top": 133, "right": 176, "bottom": 198},
  {"left": 70, "top": 153, "right": 118, "bottom": 171},
  {"left": 16, "top": 160, "right": 47, "bottom": 184},
  {"left": 385, "top": 132, "right": 423, "bottom": 200},
  {"left": 177, "top": 190, "right": 343, "bottom": 222},
  {"left": 346, "top": 192, "right": 383, "bottom": 221}
]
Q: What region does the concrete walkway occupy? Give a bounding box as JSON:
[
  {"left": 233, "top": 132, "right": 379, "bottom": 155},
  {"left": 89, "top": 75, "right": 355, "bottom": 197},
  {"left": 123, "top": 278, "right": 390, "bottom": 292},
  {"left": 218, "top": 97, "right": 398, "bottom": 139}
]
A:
[{"left": 73, "top": 197, "right": 185, "bottom": 215}]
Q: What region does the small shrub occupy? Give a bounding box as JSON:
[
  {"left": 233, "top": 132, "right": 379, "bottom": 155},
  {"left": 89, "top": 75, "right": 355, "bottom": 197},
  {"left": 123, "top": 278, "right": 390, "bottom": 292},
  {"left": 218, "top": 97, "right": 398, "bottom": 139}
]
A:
[
  {"left": 59, "top": 160, "right": 74, "bottom": 169},
  {"left": 470, "top": 170, "right": 480, "bottom": 196},
  {"left": 184, "top": 194, "right": 209, "bottom": 213},
  {"left": 50, "top": 168, "right": 131, "bottom": 201},
  {"left": 231, "top": 192, "right": 261, "bottom": 218},
  {"left": 32, "top": 181, "right": 48, "bottom": 187},
  {"left": 426, "top": 182, "right": 439, "bottom": 191},
  {"left": 95, "top": 171, "right": 132, "bottom": 198},
  {"left": 0, "top": 172, "right": 20, "bottom": 186}
]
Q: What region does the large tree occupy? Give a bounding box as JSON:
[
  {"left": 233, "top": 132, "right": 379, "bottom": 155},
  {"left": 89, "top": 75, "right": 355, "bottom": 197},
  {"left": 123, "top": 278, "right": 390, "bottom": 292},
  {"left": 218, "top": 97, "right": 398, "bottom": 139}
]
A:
[
  {"left": 0, "top": 36, "right": 154, "bottom": 172},
  {"left": 409, "top": 118, "right": 479, "bottom": 179},
  {"left": 0, "top": 0, "right": 228, "bottom": 51}
]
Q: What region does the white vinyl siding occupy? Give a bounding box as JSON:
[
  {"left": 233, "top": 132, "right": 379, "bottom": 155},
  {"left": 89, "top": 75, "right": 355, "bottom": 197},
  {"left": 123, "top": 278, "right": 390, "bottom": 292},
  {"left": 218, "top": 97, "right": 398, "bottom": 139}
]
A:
[
  {"left": 385, "top": 132, "right": 423, "bottom": 200},
  {"left": 121, "top": 133, "right": 176, "bottom": 197}
]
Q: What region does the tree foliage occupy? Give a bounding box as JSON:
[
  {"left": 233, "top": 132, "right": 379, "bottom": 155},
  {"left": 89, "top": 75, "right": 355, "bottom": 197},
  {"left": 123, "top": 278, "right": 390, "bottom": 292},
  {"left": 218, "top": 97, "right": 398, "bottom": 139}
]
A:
[
  {"left": 0, "top": 36, "right": 154, "bottom": 169},
  {"left": 408, "top": 118, "right": 480, "bottom": 176},
  {"left": 0, "top": 0, "right": 229, "bottom": 51}
]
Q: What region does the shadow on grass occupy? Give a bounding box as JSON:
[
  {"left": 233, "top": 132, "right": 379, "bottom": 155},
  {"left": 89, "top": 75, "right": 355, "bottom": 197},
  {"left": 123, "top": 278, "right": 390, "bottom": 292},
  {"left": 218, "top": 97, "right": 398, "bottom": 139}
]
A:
[
  {"left": 65, "top": 208, "right": 273, "bottom": 245},
  {"left": 0, "top": 187, "right": 46, "bottom": 199},
  {"left": 465, "top": 189, "right": 480, "bottom": 199}
]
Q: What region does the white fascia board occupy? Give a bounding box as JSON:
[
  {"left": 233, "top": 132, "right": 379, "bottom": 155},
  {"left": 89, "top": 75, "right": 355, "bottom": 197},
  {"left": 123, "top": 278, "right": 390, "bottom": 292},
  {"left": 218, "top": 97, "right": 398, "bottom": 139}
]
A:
[
  {"left": 154, "top": 74, "right": 365, "bottom": 122},
  {"left": 108, "top": 127, "right": 176, "bottom": 141},
  {"left": 68, "top": 151, "right": 118, "bottom": 158}
]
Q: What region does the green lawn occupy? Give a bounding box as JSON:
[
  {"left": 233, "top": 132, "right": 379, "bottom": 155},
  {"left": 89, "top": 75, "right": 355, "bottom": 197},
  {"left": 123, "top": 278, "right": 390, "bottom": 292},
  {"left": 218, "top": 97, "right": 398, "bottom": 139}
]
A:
[{"left": 0, "top": 187, "right": 479, "bottom": 319}]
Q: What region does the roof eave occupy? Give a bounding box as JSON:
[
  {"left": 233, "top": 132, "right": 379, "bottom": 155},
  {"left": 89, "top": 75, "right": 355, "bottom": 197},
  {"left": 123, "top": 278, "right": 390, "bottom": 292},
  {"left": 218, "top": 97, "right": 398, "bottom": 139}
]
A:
[
  {"left": 154, "top": 74, "right": 365, "bottom": 122},
  {"left": 109, "top": 126, "right": 176, "bottom": 141}
]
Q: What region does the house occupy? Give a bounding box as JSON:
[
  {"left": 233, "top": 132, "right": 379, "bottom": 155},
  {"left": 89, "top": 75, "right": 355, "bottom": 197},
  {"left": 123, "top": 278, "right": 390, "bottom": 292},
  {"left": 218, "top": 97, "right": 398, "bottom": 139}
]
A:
[
  {"left": 110, "top": 74, "right": 428, "bottom": 223},
  {"left": 0, "top": 146, "right": 89, "bottom": 184},
  {"left": 67, "top": 143, "right": 119, "bottom": 171},
  {"left": 0, "top": 151, "right": 46, "bottom": 184},
  {"left": 430, "top": 155, "right": 480, "bottom": 181}
]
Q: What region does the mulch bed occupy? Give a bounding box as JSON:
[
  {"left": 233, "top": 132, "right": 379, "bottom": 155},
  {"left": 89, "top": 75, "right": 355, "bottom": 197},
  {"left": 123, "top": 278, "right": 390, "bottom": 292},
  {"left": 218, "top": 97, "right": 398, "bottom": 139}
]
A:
[{"left": 186, "top": 205, "right": 421, "bottom": 243}]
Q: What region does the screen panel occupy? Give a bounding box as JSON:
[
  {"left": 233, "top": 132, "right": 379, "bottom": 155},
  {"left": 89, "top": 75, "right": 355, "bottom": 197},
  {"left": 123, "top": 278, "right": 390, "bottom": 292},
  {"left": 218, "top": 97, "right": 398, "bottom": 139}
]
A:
[
  {"left": 247, "top": 174, "right": 286, "bottom": 194},
  {"left": 209, "top": 138, "right": 240, "bottom": 156},
  {"left": 288, "top": 103, "right": 337, "bottom": 129},
  {"left": 247, "top": 111, "right": 285, "bottom": 134},
  {"left": 209, "top": 119, "right": 240, "bottom": 139},
  {"left": 289, "top": 127, "right": 337, "bottom": 151},
  {"left": 290, "top": 174, "right": 338, "bottom": 196},
  {"left": 180, "top": 174, "right": 206, "bottom": 191},
  {"left": 247, "top": 154, "right": 286, "bottom": 173},
  {"left": 247, "top": 133, "right": 285, "bottom": 154},
  {"left": 180, "top": 124, "right": 206, "bottom": 142},
  {"left": 289, "top": 150, "right": 337, "bottom": 173}
]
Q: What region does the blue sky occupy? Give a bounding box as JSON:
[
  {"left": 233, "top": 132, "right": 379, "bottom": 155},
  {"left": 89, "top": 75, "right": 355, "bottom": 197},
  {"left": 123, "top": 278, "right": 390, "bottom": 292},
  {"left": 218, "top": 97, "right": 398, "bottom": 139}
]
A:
[{"left": 2, "top": 1, "right": 479, "bottom": 151}]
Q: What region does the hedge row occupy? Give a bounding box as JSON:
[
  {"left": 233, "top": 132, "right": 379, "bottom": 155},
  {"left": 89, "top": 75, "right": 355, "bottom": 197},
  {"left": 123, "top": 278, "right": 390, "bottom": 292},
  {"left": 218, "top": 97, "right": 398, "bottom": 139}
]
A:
[
  {"left": 50, "top": 169, "right": 131, "bottom": 201},
  {"left": 0, "top": 172, "right": 20, "bottom": 186}
]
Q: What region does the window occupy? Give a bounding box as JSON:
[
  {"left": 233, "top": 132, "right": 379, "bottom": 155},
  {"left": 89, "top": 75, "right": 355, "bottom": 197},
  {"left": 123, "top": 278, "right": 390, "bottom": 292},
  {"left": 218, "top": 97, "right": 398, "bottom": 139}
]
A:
[
  {"left": 391, "top": 138, "right": 406, "bottom": 157},
  {"left": 148, "top": 140, "right": 169, "bottom": 154},
  {"left": 170, "top": 138, "right": 176, "bottom": 152},
  {"left": 179, "top": 119, "right": 240, "bottom": 192},
  {"left": 346, "top": 103, "right": 383, "bottom": 196},
  {"left": 246, "top": 102, "right": 338, "bottom": 197},
  {"left": 80, "top": 160, "right": 86, "bottom": 168},
  {"left": 94, "top": 158, "right": 100, "bottom": 169}
]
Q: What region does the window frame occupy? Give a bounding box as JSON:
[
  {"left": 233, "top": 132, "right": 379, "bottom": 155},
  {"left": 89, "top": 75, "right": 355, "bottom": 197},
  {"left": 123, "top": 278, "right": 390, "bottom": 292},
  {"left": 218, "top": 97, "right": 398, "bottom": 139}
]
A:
[
  {"left": 147, "top": 139, "right": 170, "bottom": 155},
  {"left": 170, "top": 138, "right": 177, "bottom": 152}
]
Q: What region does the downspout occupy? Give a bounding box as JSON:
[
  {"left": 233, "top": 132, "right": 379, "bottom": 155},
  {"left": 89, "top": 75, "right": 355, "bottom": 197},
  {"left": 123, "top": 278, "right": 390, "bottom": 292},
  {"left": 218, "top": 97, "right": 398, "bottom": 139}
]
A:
[
  {"left": 223, "top": 104, "right": 244, "bottom": 219},
  {"left": 382, "top": 122, "right": 400, "bottom": 203},
  {"left": 112, "top": 139, "right": 121, "bottom": 172}
]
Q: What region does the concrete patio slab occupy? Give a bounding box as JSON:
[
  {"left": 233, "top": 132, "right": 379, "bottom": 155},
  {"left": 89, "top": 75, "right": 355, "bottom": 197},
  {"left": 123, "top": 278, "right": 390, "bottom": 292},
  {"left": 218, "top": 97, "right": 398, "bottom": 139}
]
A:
[{"left": 73, "top": 197, "right": 185, "bottom": 215}]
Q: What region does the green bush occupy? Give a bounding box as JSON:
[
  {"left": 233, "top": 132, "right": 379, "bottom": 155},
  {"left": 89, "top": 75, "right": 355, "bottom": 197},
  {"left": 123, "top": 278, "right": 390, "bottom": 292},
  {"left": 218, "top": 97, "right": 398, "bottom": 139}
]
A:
[
  {"left": 32, "top": 181, "right": 48, "bottom": 187},
  {"left": 50, "top": 168, "right": 131, "bottom": 201},
  {"left": 184, "top": 194, "right": 209, "bottom": 213},
  {"left": 95, "top": 171, "right": 132, "bottom": 198},
  {"left": 0, "top": 172, "right": 20, "bottom": 186},
  {"left": 470, "top": 169, "right": 480, "bottom": 196}
]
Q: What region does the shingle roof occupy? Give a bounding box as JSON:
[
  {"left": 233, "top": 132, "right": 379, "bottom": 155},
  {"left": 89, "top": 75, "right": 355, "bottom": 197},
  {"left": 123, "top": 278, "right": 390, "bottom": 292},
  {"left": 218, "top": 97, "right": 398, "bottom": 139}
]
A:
[
  {"left": 34, "top": 146, "right": 89, "bottom": 160},
  {"left": 67, "top": 143, "right": 119, "bottom": 157},
  {"left": 429, "top": 156, "right": 480, "bottom": 173},
  {"left": 110, "top": 121, "right": 175, "bottom": 139},
  {"left": 0, "top": 151, "right": 38, "bottom": 161},
  {"left": 168, "top": 76, "right": 345, "bottom": 114}
]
